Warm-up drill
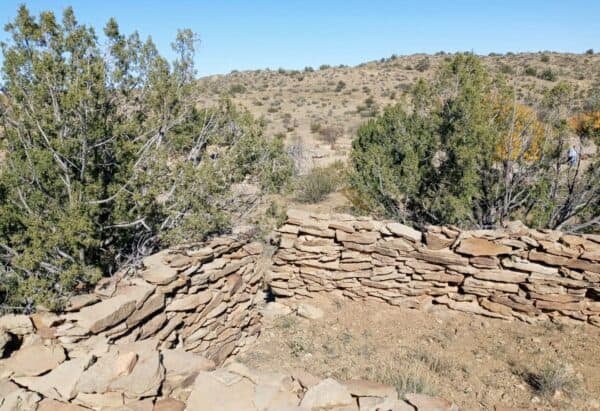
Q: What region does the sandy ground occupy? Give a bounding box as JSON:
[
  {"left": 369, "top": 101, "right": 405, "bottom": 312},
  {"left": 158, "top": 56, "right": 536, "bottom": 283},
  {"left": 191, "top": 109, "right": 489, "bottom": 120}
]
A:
[{"left": 237, "top": 293, "right": 600, "bottom": 410}]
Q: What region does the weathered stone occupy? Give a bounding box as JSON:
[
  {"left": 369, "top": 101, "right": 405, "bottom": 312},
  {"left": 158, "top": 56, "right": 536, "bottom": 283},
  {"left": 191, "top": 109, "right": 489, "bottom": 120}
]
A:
[
  {"left": 300, "top": 378, "right": 355, "bottom": 410},
  {"left": 37, "top": 398, "right": 90, "bottom": 411},
  {"left": 538, "top": 240, "right": 580, "bottom": 258},
  {"left": 186, "top": 370, "right": 256, "bottom": 411},
  {"left": 415, "top": 249, "right": 469, "bottom": 266},
  {"left": 470, "top": 256, "right": 499, "bottom": 268},
  {"left": 0, "top": 314, "right": 33, "bottom": 335},
  {"left": 473, "top": 269, "right": 529, "bottom": 283},
  {"left": 109, "top": 349, "right": 164, "bottom": 399},
  {"left": 535, "top": 300, "right": 584, "bottom": 312},
  {"left": 457, "top": 237, "right": 512, "bottom": 257},
  {"left": 5, "top": 343, "right": 66, "bottom": 377},
  {"left": 343, "top": 379, "right": 396, "bottom": 398},
  {"left": 463, "top": 277, "right": 519, "bottom": 293},
  {"left": 75, "top": 295, "right": 137, "bottom": 334},
  {"left": 154, "top": 398, "right": 186, "bottom": 411},
  {"left": 501, "top": 258, "right": 558, "bottom": 275},
  {"left": 66, "top": 294, "right": 100, "bottom": 312},
  {"left": 142, "top": 250, "right": 180, "bottom": 285},
  {"left": 14, "top": 355, "right": 94, "bottom": 401},
  {"left": 425, "top": 232, "right": 454, "bottom": 250},
  {"left": 262, "top": 302, "right": 293, "bottom": 319},
  {"left": 336, "top": 230, "right": 379, "bottom": 245},
  {"left": 297, "top": 303, "right": 324, "bottom": 320},
  {"left": 166, "top": 291, "right": 211, "bottom": 312},
  {"left": 480, "top": 298, "right": 513, "bottom": 317},
  {"left": 0, "top": 387, "right": 41, "bottom": 410},
  {"left": 421, "top": 272, "right": 464, "bottom": 284},
  {"left": 387, "top": 222, "right": 422, "bottom": 242},
  {"left": 405, "top": 393, "right": 459, "bottom": 411}
]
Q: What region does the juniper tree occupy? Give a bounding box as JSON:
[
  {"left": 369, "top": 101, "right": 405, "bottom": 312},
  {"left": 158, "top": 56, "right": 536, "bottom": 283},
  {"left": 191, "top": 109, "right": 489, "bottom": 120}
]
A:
[
  {"left": 0, "top": 6, "right": 292, "bottom": 310},
  {"left": 349, "top": 54, "right": 599, "bottom": 231}
]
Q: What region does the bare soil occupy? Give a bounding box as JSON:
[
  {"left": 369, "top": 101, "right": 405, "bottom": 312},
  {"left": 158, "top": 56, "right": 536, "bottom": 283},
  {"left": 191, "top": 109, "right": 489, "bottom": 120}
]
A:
[{"left": 237, "top": 293, "right": 600, "bottom": 410}]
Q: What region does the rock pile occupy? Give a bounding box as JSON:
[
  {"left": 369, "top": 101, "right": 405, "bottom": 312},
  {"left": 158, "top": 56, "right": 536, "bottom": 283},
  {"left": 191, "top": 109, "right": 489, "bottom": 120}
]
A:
[{"left": 268, "top": 209, "right": 600, "bottom": 326}]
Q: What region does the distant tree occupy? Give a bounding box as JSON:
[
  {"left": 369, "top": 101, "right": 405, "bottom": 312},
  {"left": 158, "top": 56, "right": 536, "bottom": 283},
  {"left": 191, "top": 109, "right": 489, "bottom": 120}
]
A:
[
  {"left": 585, "top": 49, "right": 594, "bottom": 55},
  {"left": 415, "top": 57, "right": 431, "bottom": 72}
]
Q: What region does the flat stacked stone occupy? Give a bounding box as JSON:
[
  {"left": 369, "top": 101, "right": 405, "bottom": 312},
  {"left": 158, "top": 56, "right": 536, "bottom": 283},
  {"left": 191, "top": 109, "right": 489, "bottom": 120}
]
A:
[{"left": 268, "top": 209, "right": 600, "bottom": 327}]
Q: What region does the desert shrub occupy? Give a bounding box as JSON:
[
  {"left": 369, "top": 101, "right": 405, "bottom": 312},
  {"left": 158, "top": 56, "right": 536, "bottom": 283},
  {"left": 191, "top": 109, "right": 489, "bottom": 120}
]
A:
[
  {"left": 0, "top": 6, "right": 292, "bottom": 311},
  {"left": 525, "top": 66, "right": 537, "bottom": 76},
  {"left": 499, "top": 63, "right": 514, "bottom": 74},
  {"left": 229, "top": 83, "right": 246, "bottom": 94},
  {"left": 357, "top": 97, "right": 378, "bottom": 117},
  {"left": 523, "top": 364, "right": 581, "bottom": 399},
  {"left": 310, "top": 122, "right": 322, "bottom": 133},
  {"left": 348, "top": 54, "right": 599, "bottom": 231},
  {"left": 415, "top": 57, "right": 431, "bottom": 72},
  {"left": 539, "top": 68, "right": 557, "bottom": 81},
  {"left": 304, "top": 66, "right": 314, "bottom": 72},
  {"left": 317, "top": 125, "right": 343, "bottom": 146},
  {"left": 335, "top": 80, "right": 347, "bottom": 92},
  {"left": 319, "top": 64, "right": 331, "bottom": 70},
  {"left": 540, "top": 54, "right": 550, "bottom": 62},
  {"left": 296, "top": 162, "right": 343, "bottom": 203},
  {"left": 585, "top": 48, "right": 594, "bottom": 55}
]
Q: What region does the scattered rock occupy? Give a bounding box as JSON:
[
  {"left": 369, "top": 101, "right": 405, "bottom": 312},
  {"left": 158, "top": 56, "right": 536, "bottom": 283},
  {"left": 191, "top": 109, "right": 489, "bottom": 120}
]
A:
[
  {"left": 300, "top": 378, "right": 355, "bottom": 410},
  {"left": 297, "top": 303, "right": 324, "bottom": 320},
  {"left": 405, "top": 393, "right": 459, "bottom": 411}
]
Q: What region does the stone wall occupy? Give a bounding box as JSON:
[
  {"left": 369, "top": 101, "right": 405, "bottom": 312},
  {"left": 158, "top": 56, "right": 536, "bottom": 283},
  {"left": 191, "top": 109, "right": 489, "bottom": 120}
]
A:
[
  {"left": 0, "top": 236, "right": 264, "bottom": 368},
  {"left": 268, "top": 209, "right": 600, "bottom": 326}
]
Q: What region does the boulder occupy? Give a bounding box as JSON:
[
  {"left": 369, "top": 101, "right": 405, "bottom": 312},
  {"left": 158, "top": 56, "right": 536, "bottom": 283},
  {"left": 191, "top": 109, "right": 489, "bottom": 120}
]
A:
[
  {"left": 300, "top": 378, "right": 355, "bottom": 410},
  {"left": 262, "top": 302, "right": 293, "bottom": 319},
  {"left": 456, "top": 237, "right": 511, "bottom": 257}
]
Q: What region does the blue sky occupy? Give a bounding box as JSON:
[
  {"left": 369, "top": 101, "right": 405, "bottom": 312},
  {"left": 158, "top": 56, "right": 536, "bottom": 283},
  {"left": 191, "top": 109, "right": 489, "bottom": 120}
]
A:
[{"left": 0, "top": 1, "right": 598, "bottom": 76}]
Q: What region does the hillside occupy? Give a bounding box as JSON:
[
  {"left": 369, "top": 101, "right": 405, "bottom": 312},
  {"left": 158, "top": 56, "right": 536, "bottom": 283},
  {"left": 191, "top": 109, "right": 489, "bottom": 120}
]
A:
[{"left": 198, "top": 52, "right": 600, "bottom": 170}]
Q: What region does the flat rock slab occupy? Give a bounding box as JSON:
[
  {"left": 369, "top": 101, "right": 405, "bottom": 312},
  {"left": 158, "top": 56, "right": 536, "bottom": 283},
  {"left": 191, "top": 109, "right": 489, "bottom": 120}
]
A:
[
  {"left": 142, "top": 250, "right": 179, "bottom": 285},
  {"left": 297, "top": 304, "right": 324, "bottom": 320},
  {"left": 14, "top": 355, "right": 94, "bottom": 401},
  {"left": 300, "top": 378, "right": 355, "bottom": 410},
  {"left": 457, "top": 237, "right": 512, "bottom": 256},
  {"left": 186, "top": 370, "right": 256, "bottom": 411},
  {"left": 75, "top": 294, "right": 137, "bottom": 334},
  {"left": 6, "top": 343, "right": 66, "bottom": 377}
]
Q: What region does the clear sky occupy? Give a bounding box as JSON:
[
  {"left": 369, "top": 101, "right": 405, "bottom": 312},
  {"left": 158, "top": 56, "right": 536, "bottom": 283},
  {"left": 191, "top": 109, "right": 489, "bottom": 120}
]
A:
[{"left": 0, "top": 1, "right": 598, "bottom": 76}]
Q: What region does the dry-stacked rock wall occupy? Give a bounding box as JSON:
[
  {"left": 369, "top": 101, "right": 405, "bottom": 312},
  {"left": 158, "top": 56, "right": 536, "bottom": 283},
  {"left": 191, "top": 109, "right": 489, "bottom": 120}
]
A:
[
  {"left": 0, "top": 236, "right": 264, "bottom": 368},
  {"left": 268, "top": 209, "right": 600, "bottom": 326}
]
